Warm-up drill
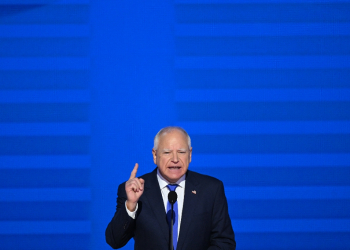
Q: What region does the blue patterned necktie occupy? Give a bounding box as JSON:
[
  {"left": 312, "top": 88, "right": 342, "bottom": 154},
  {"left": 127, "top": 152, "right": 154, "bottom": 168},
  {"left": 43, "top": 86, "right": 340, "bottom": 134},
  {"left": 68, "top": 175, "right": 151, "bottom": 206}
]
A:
[{"left": 166, "top": 184, "right": 178, "bottom": 250}]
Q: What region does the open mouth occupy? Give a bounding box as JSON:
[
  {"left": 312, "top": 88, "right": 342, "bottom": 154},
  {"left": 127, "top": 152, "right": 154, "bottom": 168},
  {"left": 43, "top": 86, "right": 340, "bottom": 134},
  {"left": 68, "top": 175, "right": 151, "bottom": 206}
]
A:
[{"left": 169, "top": 166, "right": 181, "bottom": 169}]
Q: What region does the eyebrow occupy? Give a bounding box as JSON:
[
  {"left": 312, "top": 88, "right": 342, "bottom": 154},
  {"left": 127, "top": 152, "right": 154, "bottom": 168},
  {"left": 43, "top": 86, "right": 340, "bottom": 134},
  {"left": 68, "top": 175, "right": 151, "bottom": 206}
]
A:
[{"left": 161, "top": 148, "right": 188, "bottom": 152}]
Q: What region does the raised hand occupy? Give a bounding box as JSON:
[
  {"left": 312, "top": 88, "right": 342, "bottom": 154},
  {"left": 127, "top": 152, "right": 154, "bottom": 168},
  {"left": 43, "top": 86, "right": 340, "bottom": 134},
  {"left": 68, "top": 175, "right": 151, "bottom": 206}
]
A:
[{"left": 125, "top": 163, "right": 145, "bottom": 212}]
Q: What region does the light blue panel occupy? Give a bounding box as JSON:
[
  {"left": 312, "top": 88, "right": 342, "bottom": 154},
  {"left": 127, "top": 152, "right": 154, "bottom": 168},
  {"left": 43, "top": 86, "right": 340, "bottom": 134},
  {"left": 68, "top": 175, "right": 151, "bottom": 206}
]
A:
[
  {"left": 0, "top": 2, "right": 91, "bottom": 250},
  {"left": 175, "top": 1, "right": 350, "bottom": 249},
  {"left": 1, "top": 0, "right": 350, "bottom": 249}
]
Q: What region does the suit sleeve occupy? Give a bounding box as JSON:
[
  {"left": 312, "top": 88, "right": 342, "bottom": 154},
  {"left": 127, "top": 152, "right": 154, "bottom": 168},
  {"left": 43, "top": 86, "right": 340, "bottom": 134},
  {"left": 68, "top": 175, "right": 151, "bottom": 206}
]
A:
[
  {"left": 208, "top": 181, "right": 236, "bottom": 250},
  {"left": 105, "top": 182, "right": 136, "bottom": 249}
]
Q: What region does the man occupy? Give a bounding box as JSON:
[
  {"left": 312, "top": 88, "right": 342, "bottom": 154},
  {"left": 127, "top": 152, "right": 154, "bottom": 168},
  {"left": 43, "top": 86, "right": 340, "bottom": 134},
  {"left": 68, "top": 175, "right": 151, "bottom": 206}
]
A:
[{"left": 106, "top": 126, "right": 236, "bottom": 250}]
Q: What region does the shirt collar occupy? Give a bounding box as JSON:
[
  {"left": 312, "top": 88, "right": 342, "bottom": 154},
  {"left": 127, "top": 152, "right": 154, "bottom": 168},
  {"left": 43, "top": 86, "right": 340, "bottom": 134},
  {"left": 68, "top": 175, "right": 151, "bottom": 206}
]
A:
[{"left": 157, "top": 168, "right": 186, "bottom": 189}]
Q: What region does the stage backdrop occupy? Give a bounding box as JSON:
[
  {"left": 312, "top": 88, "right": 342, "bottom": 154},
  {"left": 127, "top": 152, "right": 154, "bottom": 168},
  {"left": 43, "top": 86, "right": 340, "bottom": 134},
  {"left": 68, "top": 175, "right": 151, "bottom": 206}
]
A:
[{"left": 0, "top": 0, "right": 349, "bottom": 249}]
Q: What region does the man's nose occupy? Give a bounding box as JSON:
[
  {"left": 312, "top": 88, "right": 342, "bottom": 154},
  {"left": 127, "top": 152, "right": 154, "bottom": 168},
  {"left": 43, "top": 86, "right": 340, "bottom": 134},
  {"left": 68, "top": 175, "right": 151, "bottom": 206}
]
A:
[{"left": 172, "top": 152, "right": 179, "bottom": 162}]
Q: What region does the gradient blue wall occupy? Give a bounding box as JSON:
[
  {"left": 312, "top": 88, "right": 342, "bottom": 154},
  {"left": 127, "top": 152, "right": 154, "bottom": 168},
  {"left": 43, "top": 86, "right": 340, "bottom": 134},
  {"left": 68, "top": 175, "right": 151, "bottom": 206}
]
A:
[{"left": 0, "top": 0, "right": 349, "bottom": 249}]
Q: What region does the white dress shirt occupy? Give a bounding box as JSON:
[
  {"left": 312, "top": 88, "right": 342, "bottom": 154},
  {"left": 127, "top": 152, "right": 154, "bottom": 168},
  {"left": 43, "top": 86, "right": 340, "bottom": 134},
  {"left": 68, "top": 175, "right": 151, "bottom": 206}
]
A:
[{"left": 125, "top": 169, "right": 186, "bottom": 240}]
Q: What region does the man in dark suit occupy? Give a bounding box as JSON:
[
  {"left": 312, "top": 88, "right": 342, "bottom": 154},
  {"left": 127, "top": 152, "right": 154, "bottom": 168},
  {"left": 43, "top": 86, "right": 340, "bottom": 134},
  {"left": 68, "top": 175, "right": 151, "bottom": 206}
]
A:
[{"left": 106, "top": 126, "right": 236, "bottom": 250}]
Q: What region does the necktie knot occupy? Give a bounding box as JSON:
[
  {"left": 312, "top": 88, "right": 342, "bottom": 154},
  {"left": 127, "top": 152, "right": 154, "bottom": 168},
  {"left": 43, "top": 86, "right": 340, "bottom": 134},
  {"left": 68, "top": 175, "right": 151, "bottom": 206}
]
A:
[{"left": 167, "top": 184, "right": 178, "bottom": 192}]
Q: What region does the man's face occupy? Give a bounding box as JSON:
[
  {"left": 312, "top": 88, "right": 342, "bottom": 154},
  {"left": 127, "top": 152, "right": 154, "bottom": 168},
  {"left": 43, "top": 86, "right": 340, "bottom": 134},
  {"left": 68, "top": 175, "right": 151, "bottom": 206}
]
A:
[{"left": 152, "top": 129, "right": 192, "bottom": 183}]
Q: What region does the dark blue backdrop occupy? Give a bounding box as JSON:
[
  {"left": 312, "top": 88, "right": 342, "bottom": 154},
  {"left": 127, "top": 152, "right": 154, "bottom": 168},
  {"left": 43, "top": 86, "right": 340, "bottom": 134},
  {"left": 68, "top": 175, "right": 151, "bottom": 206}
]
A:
[{"left": 0, "top": 0, "right": 349, "bottom": 249}]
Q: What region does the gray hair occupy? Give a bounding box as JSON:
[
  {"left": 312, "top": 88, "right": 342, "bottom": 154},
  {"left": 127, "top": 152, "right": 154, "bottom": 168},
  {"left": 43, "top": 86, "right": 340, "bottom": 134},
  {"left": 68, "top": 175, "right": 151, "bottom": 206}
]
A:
[{"left": 153, "top": 126, "right": 191, "bottom": 150}]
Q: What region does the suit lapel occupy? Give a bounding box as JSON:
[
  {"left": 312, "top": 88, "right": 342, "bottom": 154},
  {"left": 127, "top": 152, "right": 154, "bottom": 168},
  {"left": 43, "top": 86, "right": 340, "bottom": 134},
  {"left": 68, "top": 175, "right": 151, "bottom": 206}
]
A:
[
  {"left": 177, "top": 171, "right": 199, "bottom": 250},
  {"left": 142, "top": 169, "right": 169, "bottom": 241}
]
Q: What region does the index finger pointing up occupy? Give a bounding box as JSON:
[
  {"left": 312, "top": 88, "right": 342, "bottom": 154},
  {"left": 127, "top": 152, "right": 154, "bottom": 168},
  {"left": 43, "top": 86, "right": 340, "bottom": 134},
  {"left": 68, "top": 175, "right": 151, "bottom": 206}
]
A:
[{"left": 129, "top": 163, "right": 139, "bottom": 180}]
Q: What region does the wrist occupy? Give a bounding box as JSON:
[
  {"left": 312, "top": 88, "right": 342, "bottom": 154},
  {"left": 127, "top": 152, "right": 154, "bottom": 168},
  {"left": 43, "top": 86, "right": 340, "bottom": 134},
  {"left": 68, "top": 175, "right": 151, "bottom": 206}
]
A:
[{"left": 126, "top": 200, "right": 137, "bottom": 212}]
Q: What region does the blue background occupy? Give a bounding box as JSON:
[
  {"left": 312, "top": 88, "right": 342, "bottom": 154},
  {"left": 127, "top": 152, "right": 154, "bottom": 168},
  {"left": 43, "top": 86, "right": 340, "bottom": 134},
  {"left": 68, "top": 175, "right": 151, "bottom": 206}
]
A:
[{"left": 0, "top": 0, "right": 350, "bottom": 249}]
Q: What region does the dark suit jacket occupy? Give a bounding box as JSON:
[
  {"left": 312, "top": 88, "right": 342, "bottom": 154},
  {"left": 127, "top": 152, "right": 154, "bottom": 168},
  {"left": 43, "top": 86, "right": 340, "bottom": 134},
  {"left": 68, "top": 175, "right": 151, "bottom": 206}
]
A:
[{"left": 105, "top": 168, "right": 236, "bottom": 250}]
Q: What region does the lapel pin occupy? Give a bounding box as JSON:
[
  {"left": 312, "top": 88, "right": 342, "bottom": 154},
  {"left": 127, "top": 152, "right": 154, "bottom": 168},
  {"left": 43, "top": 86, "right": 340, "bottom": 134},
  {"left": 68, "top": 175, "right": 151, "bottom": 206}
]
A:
[{"left": 192, "top": 190, "right": 196, "bottom": 194}]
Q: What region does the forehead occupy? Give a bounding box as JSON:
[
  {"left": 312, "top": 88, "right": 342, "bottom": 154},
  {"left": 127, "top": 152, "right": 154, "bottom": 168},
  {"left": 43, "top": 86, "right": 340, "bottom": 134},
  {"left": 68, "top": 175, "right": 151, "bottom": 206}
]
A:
[{"left": 158, "top": 130, "right": 188, "bottom": 147}]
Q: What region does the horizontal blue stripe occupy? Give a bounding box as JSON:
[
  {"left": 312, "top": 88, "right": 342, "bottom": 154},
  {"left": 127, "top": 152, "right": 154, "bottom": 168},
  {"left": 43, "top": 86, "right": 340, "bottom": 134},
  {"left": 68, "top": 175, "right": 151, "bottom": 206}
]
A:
[
  {"left": 0, "top": 201, "right": 90, "bottom": 221},
  {"left": 175, "top": 3, "right": 350, "bottom": 23},
  {"left": 0, "top": 136, "right": 90, "bottom": 155},
  {"left": 0, "top": 234, "right": 89, "bottom": 250},
  {"left": 0, "top": 155, "right": 90, "bottom": 169},
  {"left": 176, "top": 36, "right": 350, "bottom": 56},
  {"left": 0, "top": 38, "right": 89, "bottom": 57},
  {"left": 175, "top": 0, "right": 350, "bottom": 3},
  {"left": 0, "top": 57, "right": 90, "bottom": 70},
  {"left": 225, "top": 186, "right": 350, "bottom": 200},
  {"left": 0, "top": 122, "right": 90, "bottom": 136},
  {"left": 175, "top": 23, "right": 350, "bottom": 37},
  {"left": 232, "top": 219, "right": 350, "bottom": 232},
  {"left": 0, "top": 168, "right": 90, "bottom": 188},
  {"left": 0, "top": 5, "right": 89, "bottom": 25},
  {"left": 176, "top": 69, "right": 350, "bottom": 89},
  {"left": 236, "top": 232, "right": 350, "bottom": 250},
  {"left": 176, "top": 88, "right": 350, "bottom": 102},
  {"left": 229, "top": 200, "right": 350, "bottom": 219},
  {"left": 0, "top": 0, "right": 89, "bottom": 4},
  {"left": 0, "top": 90, "right": 90, "bottom": 103},
  {"left": 177, "top": 121, "right": 350, "bottom": 134},
  {"left": 0, "top": 103, "right": 89, "bottom": 122},
  {"left": 0, "top": 221, "right": 90, "bottom": 235},
  {"left": 191, "top": 134, "right": 350, "bottom": 153},
  {"left": 195, "top": 166, "right": 350, "bottom": 186},
  {"left": 190, "top": 154, "right": 350, "bottom": 167},
  {"left": 0, "top": 25, "right": 89, "bottom": 38},
  {"left": 0, "top": 70, "right": 89, "bottom": 90},
  {"left": 0, "top": 188, "right": 91, "bottom": 201},
  {"left": 175, "top": 56, "right": 350, "bottom": 69},
  {"left": 177, "top": 102, "right": 350, "bottom": 121}
]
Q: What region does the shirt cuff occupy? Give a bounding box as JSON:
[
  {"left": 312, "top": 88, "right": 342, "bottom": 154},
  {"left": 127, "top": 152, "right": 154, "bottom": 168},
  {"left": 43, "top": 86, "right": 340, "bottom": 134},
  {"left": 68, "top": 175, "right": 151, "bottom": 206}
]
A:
[{"left": 125, "top": 201, "right": 138, "bottom": 219}]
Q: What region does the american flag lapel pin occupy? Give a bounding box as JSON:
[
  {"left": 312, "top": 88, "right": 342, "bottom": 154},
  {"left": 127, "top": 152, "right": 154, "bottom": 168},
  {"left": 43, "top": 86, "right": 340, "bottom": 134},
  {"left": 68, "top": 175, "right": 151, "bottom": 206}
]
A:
[{"left": 192, "top": 190, "right": 196, "bottom": 194}]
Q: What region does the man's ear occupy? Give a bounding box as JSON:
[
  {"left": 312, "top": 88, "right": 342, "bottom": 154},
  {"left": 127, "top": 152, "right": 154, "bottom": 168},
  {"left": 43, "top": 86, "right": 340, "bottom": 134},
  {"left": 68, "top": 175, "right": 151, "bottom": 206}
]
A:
[
  {"left": 189, "top": 147, "right": 192, "bottom": 163},
  {"left": 152, "top": 149, "right": 157, "bottom": 164}
]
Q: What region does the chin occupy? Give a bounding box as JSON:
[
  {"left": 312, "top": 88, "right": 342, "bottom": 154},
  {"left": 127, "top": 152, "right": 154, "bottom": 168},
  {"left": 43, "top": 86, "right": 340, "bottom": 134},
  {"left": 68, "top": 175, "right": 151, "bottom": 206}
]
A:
[{"left": 166, "top": 171, "right": 185, "bottom": 182}]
